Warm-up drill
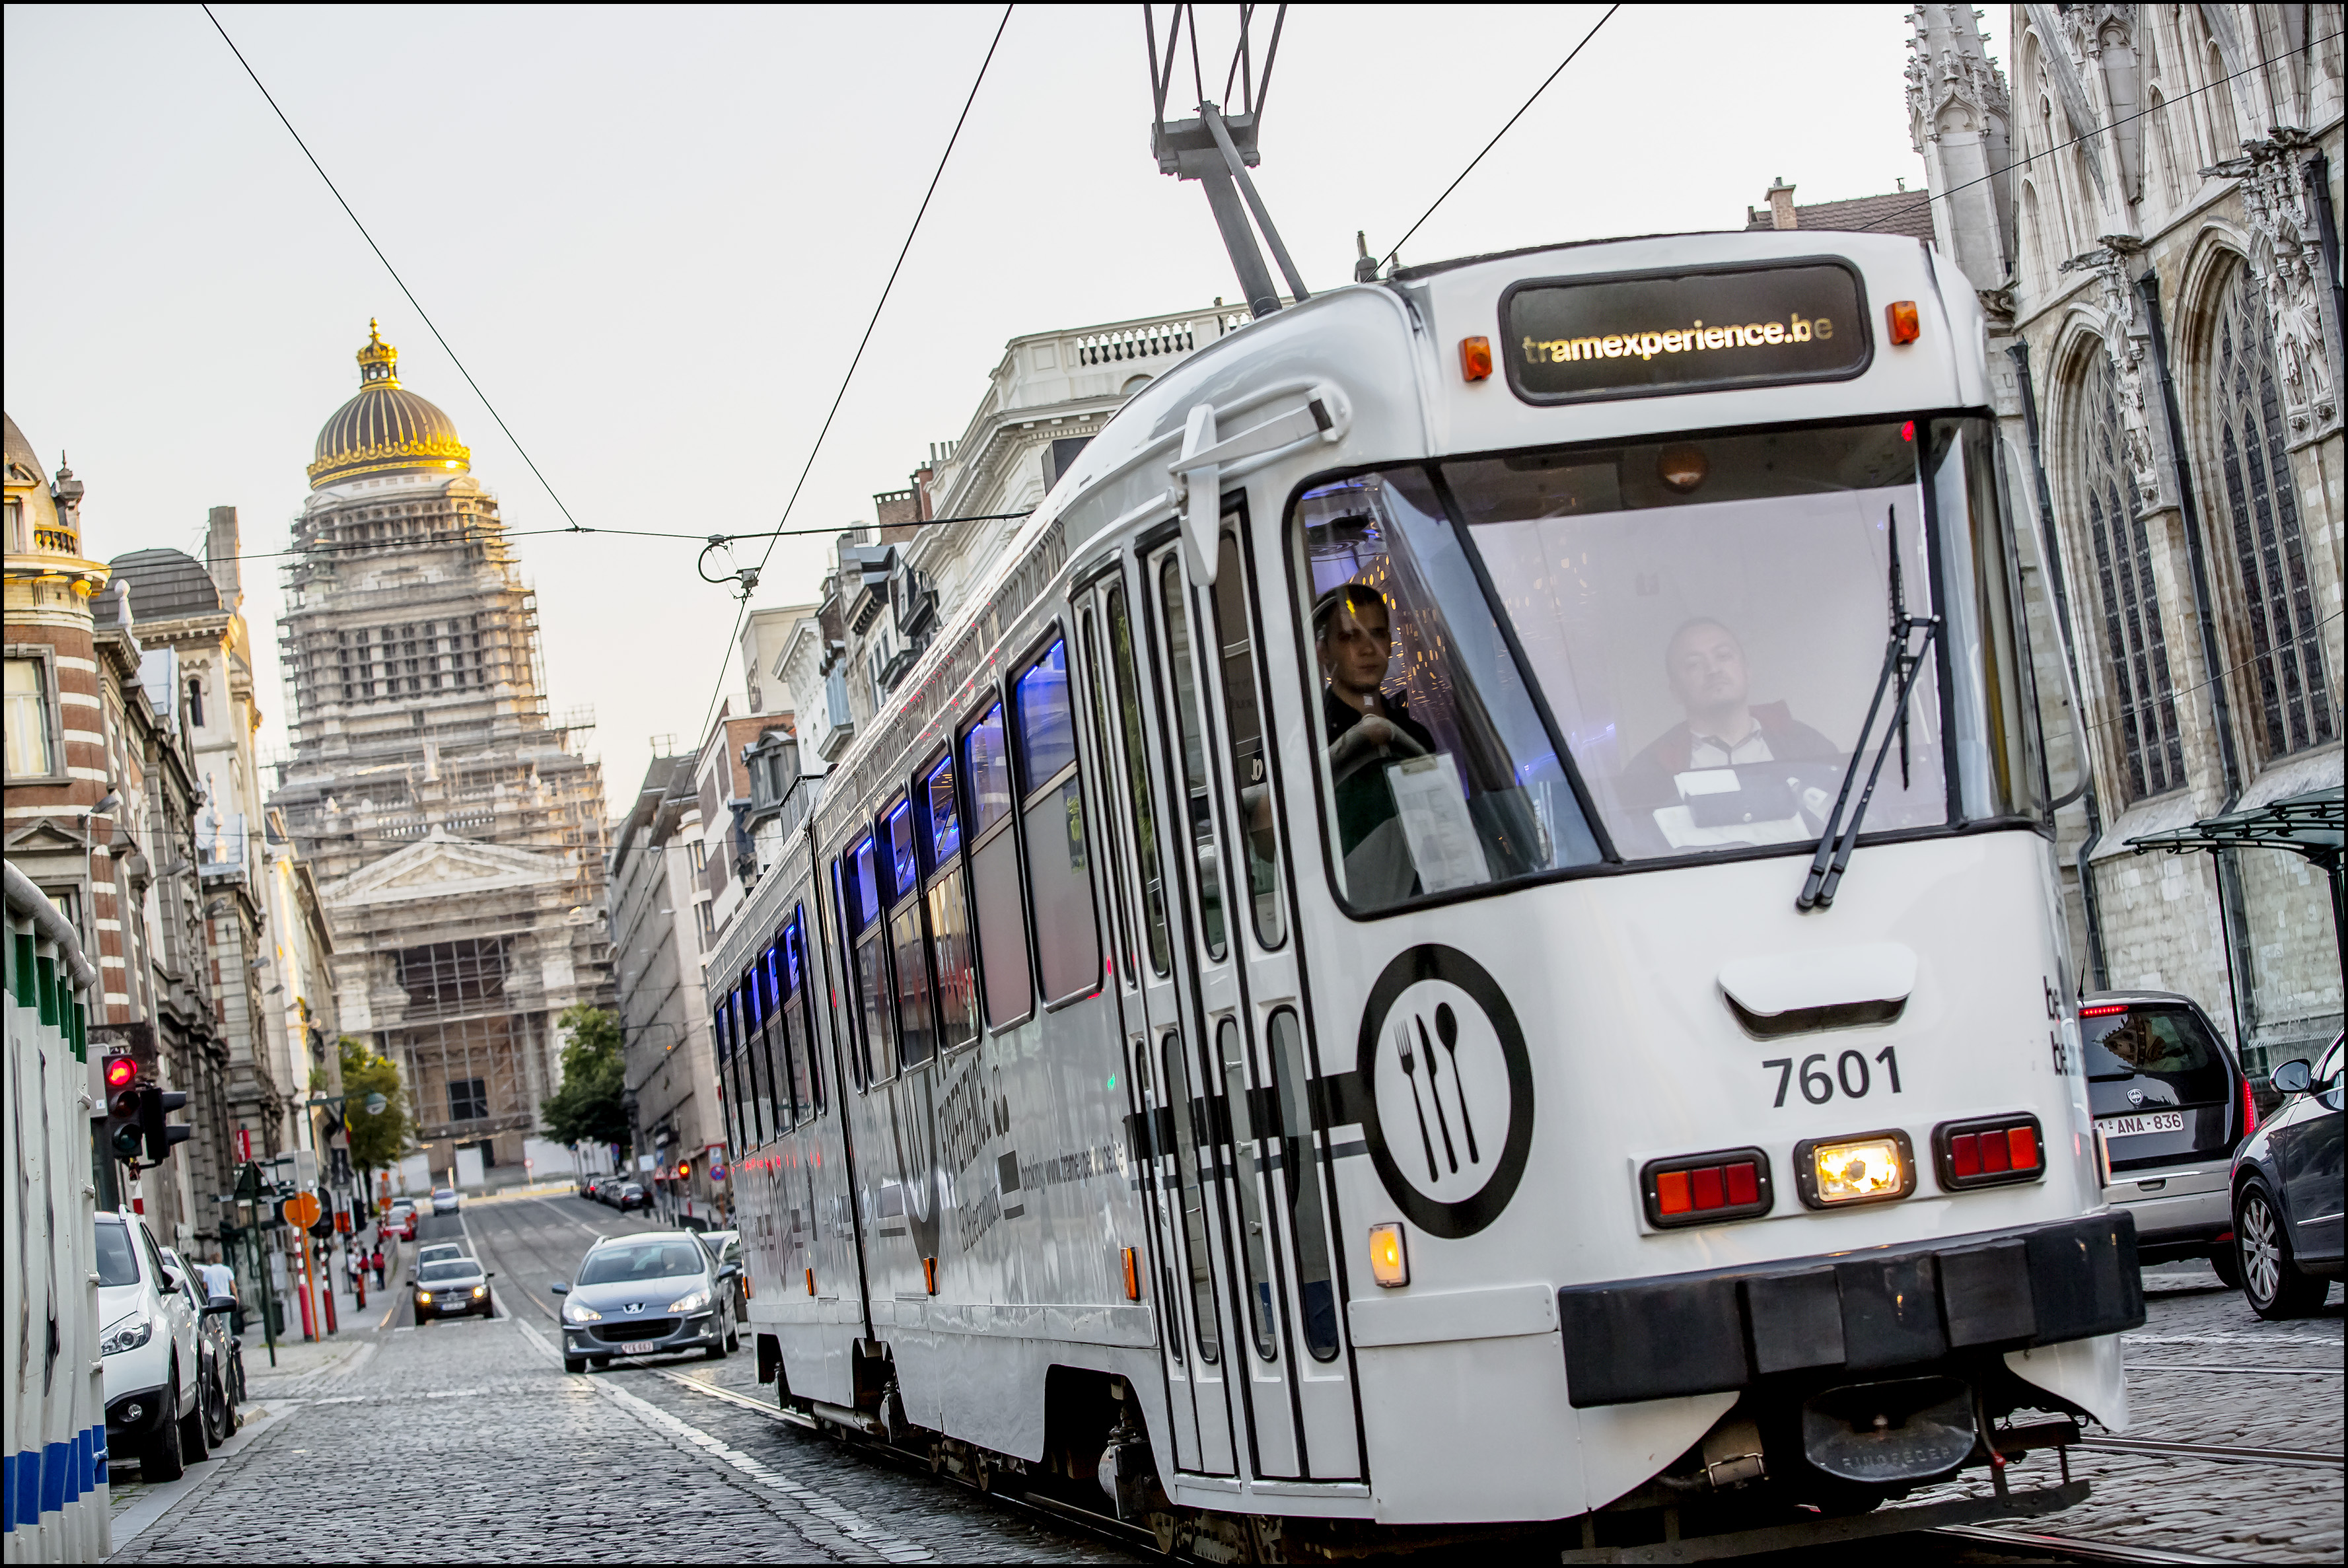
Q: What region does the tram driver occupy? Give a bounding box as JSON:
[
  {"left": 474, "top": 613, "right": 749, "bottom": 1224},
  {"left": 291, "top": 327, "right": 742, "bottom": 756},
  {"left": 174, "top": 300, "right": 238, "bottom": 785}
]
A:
[
  {"left": 1620, "top": 618, "right": 1839, "bottom": 837},
  {"left": 1314, "top": 584, "right": 1437, "bottom": 902}
]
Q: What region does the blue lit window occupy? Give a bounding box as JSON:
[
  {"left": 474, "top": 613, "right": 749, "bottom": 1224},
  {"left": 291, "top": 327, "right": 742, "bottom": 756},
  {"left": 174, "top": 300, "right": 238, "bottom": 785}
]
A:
[
  {"left": 1014, "top": 639, "right": 1077, "bottom": 792},
  {"left": 886, "top": 799, "right": 917, "bottom": 904},
  {"left": 963, "top": 704, "right": 1013, "bottom": 835},
  {"left": 923, "top": 756, "right": 960, "bottom": 865},
  {"left": 849, "top": 835, "right": 881, "bottom": 930}
]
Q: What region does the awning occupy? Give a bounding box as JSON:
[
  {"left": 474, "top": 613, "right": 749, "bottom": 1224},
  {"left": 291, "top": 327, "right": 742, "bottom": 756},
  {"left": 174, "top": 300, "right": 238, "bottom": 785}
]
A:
[
  {"left": 2127, "top": 787, "right": 2341, "bottom": 953},
  {"left": 2123, "top": 787, "right": 2342, "bottom": 869}
]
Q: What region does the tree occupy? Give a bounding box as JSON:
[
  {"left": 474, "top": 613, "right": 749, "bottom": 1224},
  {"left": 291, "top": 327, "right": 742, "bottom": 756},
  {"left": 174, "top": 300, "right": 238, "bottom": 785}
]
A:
[
  {"left": 541, "top": 1004, "right": 630, "bottom": 1157},
  {"left": 338, "top": 1036, "right": 415, "bottom": 1184}
]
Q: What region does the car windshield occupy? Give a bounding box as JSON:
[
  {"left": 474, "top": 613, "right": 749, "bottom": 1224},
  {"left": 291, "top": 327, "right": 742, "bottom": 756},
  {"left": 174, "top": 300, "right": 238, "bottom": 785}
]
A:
[
  {"left": 1292, "top": 418, "right": 2033, "bottom": 911},
  {"left": 96, "top": 1221, "right": 140, "bottom": 1287},
  {"left": 418, "top": 1260, "right": 478, "bottom": 1283},
  {"left": 577, "top": 1240, "right": 707, "bottom": 1286}
]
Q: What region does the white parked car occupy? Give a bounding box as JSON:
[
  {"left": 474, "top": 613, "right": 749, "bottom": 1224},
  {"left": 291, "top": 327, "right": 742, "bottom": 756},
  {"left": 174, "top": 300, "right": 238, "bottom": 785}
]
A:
[{"left": 97, "top": 1212, "right": 206, "bottom": 1480}]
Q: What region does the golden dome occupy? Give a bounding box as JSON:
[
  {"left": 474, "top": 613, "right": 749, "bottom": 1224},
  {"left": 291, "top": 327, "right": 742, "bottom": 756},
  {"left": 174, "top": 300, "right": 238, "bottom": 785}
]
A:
[{"left": 307, "top": 320, "right": 470, "bottom": 489}]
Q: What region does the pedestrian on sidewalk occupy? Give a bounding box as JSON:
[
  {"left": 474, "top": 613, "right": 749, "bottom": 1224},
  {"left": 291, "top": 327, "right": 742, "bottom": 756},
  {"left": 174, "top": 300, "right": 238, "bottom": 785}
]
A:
[{"left": 371, "top": 1244, "right": 386, "bottom": 1289}]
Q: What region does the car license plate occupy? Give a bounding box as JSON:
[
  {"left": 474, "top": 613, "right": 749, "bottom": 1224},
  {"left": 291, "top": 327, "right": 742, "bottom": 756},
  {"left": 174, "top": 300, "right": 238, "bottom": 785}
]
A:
[
  {"left": 620, "top": 1340, "right": 657, "bottom": 1355},
  {"left": 2098, "top": 1110, "right": 2186, "bottom": 1138}
]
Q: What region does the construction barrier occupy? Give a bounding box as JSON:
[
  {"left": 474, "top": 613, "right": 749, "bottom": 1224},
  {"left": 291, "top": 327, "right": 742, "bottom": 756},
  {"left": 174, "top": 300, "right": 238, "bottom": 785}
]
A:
[{"left": 4, "top": 861, "right": 110, "bottom": 1562}]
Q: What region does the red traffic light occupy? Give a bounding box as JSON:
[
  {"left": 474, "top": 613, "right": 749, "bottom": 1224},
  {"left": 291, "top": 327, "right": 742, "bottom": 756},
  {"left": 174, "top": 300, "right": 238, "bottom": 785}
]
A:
[{"left": 104, "top": 1054, "right": 139, "bottom": 1090}]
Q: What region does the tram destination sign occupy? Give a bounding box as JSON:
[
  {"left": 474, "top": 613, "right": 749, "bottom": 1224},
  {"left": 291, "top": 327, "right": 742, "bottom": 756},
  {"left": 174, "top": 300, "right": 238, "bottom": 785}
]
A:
[{"left": 1501, "top": 260, "right": 1871, "bottom": 404}]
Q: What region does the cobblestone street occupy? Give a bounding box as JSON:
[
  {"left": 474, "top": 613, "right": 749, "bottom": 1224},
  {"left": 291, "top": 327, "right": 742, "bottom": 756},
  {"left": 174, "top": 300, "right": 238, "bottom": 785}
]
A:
[{"left": 100, "top": 1198, "right": 2341, "bottom": 1565}]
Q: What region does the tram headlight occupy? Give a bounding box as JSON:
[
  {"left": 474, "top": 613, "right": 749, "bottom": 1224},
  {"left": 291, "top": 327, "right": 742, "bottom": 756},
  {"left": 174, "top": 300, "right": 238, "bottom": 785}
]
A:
[
  {"left": 1794, "top": 1129, "right": 1915, "bottom": 1209},
  {"left": 1367, "top": 1223, "right": 1409, "bottom": 1288}
]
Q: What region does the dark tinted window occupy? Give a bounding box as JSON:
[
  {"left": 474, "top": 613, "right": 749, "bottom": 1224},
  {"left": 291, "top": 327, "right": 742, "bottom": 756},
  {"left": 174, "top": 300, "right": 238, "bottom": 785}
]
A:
[
  {"left": 96, "top": 1221, "right": 139, "bottom": 1287},
  {"left": 849, "top": 836, "right": 881, "bottom": 930},
  {"left": 2084, "top": 1007, "right": 2230, "bottom": 1104},
  {"left": 886, "top": 799, "right": 917, "bottom": 902},
  {"left": 923, "top": 756, "right": 960, "bottom": 863}
]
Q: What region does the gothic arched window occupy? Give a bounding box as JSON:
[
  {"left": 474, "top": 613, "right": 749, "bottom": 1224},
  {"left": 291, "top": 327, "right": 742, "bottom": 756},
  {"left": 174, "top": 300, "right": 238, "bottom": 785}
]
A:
[
  {"left": 2075, "top": 346, "right": 2187, "bottom": 799},
  {"left": 2207, "top": 260, "right": 2335, "bottom": 759}
]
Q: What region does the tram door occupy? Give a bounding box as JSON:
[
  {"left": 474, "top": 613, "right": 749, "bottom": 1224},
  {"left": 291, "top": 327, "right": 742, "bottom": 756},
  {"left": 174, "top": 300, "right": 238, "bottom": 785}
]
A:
[
  {"left": 1081, "top": 579, "right": 1235, "bottom": 1478},
  {"left": 1147, "top": 522, "right": 1358, "bottom": 1483}
]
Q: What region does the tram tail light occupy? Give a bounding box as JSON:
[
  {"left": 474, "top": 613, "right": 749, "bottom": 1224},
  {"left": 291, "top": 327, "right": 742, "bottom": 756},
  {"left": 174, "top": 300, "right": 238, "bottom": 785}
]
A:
[
  {"left": 1460, "top": 336, "right": 1493, "bottom": 382},
  {"left": 1642, "top": 1148, "right": 1773, "bottom": 1228},
  {"left": 1932, "top": 1114, "right": 2046, "bottom": 1192},
  {"left": 1886, "top": 300, "right": 1921, "bottom": 345},
  {"left": 1794, "top": 1129, "right": 1915, "bottom": 1209},
  {"left": 1121, "top": 1246, "right": 1142, "bottom": 1302},
  {"left": 1368, "top": 1223, "right": 1409, "bottom": 1288}
]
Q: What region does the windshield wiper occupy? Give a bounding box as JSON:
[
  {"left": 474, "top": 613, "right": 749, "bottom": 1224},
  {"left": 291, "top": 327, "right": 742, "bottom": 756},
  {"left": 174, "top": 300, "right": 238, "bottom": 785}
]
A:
[{"left": 1797, "top": 509, "right": 1939, "bottom": 911}]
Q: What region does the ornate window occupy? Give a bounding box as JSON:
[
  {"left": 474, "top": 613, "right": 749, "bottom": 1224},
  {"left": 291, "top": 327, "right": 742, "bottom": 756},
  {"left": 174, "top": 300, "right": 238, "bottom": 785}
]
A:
[
  {"left": 2075, "top": 347, "right": 2187, "bottom": 799},
  {"left": 2207, "top": 261, "right": 2335, "bottom": 760}
]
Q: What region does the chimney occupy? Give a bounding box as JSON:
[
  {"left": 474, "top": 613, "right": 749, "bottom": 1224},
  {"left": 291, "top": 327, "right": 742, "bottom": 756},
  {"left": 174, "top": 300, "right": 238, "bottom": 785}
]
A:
[
  {"left": 205, "top": 505, "right": 242, "bottom": 610},
  {"left": 1767, "top": 177, "right": 1798, "bottom": 231}
]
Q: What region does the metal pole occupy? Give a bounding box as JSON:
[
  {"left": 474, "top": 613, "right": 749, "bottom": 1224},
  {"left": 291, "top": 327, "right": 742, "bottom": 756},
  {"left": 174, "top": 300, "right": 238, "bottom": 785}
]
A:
[
  {"left": 1200, "top": 102, "right": 1308, "bottom": 304},
  {"left": 1196, "top": 164, "right": 1281, "bottom": 319}
]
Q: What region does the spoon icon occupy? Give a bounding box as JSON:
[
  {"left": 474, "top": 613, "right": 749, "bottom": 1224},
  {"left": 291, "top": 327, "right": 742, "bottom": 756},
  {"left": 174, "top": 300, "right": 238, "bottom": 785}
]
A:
[{"left": 1436, "top": 1003, "right": 1479, "bottom": 1164}]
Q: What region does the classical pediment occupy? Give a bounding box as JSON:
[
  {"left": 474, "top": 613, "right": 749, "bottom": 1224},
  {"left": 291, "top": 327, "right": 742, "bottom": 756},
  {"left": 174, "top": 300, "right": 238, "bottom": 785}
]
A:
[
  {"left": 6, "top": 818, "right": 89, "bottom": 854},
  {"left": 321, "top": 827, "right": 572, "bottom": 907}
]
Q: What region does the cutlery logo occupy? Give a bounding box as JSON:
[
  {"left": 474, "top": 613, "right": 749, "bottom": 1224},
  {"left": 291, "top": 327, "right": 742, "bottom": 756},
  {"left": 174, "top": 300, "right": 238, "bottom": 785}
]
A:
[{"left": 1356, "top": 945, "right": 1535, "bottom": 1239}]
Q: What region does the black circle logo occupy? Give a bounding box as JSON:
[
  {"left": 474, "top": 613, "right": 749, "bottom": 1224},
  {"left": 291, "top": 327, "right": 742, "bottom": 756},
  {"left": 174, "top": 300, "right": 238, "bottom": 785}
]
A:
[{"left": 1355, "top": 945, "right": 1534, "bottom": 1239}]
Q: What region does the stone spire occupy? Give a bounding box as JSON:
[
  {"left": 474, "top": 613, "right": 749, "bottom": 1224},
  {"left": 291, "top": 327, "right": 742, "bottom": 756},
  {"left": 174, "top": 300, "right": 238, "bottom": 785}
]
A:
[{"left": 1905, "top": 4, "right": 2015, "bottom": 304}]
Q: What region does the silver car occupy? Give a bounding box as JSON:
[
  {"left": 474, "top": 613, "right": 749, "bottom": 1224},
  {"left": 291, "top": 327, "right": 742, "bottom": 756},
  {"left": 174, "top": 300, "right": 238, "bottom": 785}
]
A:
[{"left": 553, "top": 1232, "right": 739, "bottom": 1373}]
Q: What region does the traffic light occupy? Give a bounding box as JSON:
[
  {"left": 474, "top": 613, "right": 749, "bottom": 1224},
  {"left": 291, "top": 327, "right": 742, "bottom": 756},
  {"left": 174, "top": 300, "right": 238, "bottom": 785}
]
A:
[
  {"left": 103, "top": 1055, "right": 145, "bottom": 1164},
  {"left": 137, "top": 1087, "right": 194, "bottom": 1166}
]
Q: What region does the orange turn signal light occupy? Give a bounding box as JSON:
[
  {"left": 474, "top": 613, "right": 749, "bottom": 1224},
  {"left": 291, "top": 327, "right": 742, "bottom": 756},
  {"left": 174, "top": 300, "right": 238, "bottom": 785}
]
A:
[
  {"left": 1460, "top": 336, "right": 1493, "bottom": 382},
  {"left": 1121, "top": 1246, "right": 1141, "bottom": 1302},
  {"left": 1369, "top": 1223, "right": 1409, "bottom": 1288},
  {"left": 804, "top": 1267, "right": 814, "bottom": 1297},
  {"left": 1886, "top": 300, "right": 1921, "bottom": 345},
  {"left": 922, "top": 1256, "right": 938, "bottom": 1295}
]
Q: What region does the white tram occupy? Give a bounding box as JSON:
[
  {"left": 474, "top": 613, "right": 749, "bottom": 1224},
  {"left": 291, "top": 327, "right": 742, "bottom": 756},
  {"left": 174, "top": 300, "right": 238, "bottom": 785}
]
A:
[{"left": 686, "top": 229, "right": 2140, "bottom": 1559}]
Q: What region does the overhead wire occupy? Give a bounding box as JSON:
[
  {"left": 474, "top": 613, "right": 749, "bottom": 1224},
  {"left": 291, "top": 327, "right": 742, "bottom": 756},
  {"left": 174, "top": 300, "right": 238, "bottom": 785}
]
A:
[
  {"left": 693, "top": 3, "right": 1016, "bottom": 740},
  {"left": 198, "top": 509, "right": 1039, "bottom": 569},
  {"left": 201, "top": 5, "right": 588, "bottom": 536},
  {"left": 1379, "top": 5, "right": 1619, "bottom": 271}
]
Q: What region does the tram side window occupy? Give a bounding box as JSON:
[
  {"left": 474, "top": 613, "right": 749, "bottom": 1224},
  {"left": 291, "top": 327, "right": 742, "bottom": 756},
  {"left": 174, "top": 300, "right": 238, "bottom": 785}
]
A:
[
  {"left": 727, "top": 991, "right": 754, "bottom": 1149},
  {"left": 847, "top": 833, "right": 898, "bottom": 1083},
  {"left": 1106, "top": 585, "right": 1172, "bottom": 976},
  {"left": 1161, "top": 1029, "right": 1221, "bottom": 1364},
  {"left": 713, "top": 1005, "right": 739, "bottom": 1154},
  {"left": 787, "top": 913, "right": 823, "bottom": 1114},
  {"left": 1159, "top": 556, "right": 1228, "bottom": 959},
  {"left": 884, "top": 797, "right": 938, "bottom": 1068},
  {"left": 963, "top": 702, "right": 1034, "bottom": 1026},
  {"left": 921, "top": 757, "right": 981, "bottom": 1052},
  {"left": 739, "top": 978, "right": 771, "bottom": 1147},
  {"left": 767, "top": 941, "right": 799, "bottom": 1132},
  {"left": 1078, "top": 610, "right": 1138, "bottom": 985},
  {"left": 1209, "top": 526, "right": 1286, "bottom": 948},
  {"left": 1015, "top": 638, "right": 1103, "bottom": 1004},
  {"left": 1292, "top": 467, "right": 1601, "bottom": 913},
  {"left": 832, "top": 857, "right": 866, "bottom": 1091}
]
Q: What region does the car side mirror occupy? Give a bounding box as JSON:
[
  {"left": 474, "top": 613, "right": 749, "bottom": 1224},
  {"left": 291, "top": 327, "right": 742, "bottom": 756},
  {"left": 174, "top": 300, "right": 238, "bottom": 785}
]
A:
[
  {"left": 550, "top": 1281, "right": 570, "bottom": 1294},
  {"left": 202, "top": 1301, "right": 237, "bottom": 1317},
  {"left": 485, "top": 1271, "right": 497, "bottom": 1279},
  {"left": 717, "top": 1264, "right": 740, "bottom": 1283},
  {"left": 406, "top": 1273, "right": 416, "bottom": 1285},
  {"left": 2270, "top": 1058, "right": 2314, "bottom": 1094}
]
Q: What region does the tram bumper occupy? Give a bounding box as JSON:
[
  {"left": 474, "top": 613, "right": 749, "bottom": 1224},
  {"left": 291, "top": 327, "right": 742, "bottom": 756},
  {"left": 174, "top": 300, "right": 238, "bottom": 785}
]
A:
[{"left": 1556, "top": 1211, "right": 2141, "bottom": 1409}]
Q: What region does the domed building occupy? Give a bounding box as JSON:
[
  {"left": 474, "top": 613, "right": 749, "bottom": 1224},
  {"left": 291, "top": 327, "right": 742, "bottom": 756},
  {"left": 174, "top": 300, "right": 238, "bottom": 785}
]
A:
[{"left": 269, "top": 324, "right": 612, "bottom": 1184}]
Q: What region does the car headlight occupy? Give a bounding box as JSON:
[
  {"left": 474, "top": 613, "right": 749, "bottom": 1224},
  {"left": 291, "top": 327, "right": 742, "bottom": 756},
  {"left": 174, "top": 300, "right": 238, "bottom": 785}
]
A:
[
  {"left": 564, "top": 1300, "right": 602, "bottom": 1324},
  {"left": 100, "top": 1315, "right": 153, "bottom": 1356},
  {"left": 470, "top": 1286, "right": 486, "bottom": 1297},
  {"left": 416, "top": 1291, "right": 433, "bottom": 1304},
  {"left": 668, "top": 1288, "right": 712, "bottom": 1314}
]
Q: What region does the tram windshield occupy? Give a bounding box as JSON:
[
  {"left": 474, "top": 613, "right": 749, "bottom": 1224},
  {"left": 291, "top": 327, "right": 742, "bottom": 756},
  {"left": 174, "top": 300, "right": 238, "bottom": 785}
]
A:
[{"left": 1293, "top": 416, "right": 2032, "bottom": 911}]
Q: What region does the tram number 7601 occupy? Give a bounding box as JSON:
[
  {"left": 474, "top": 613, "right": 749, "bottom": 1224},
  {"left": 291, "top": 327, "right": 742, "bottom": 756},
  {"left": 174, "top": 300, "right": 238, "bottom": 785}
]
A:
[{"left": 1762, "top": 1048, "right": 1903, "bottom": 1108}]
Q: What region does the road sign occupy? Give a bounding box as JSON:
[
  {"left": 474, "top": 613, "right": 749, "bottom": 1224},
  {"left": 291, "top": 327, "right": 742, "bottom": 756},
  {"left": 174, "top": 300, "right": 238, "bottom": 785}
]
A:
[
  {"left": 283, "top": 1192, "right": 322, "bottom": 1227},
  {"left": 364, "top": 1092, "right": 388, "bottom": 1116},
  {"left": 236, "top": 1127, "right": 254, "bottom": 1162}
]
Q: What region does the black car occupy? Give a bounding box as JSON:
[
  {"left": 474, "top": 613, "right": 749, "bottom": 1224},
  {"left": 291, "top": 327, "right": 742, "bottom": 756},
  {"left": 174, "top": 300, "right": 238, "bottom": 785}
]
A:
[
  {"left": 2081, "top": 991, "right": 2254, "bottom": 1281},
  {"left": 411, "top": 1255, "right": 495, "bottom": 1322},
  {"left": 2230, "top": 1034, "right": 2343, "bottom": 1318}
]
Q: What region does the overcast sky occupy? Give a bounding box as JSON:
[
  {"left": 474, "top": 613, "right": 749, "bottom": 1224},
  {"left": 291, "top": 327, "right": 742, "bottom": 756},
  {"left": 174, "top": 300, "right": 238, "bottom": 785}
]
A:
[{"left": 4, "top": 3, "right": 2009, "bottom": 808}]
